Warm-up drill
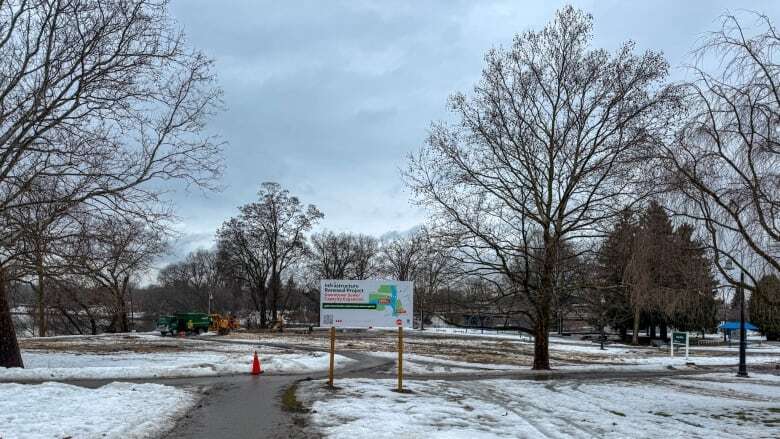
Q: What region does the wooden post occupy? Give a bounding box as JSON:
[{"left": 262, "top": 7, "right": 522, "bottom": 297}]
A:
[
  {"left": 397, "top": 325, "right": 404, "bottom": 392},
  {"left": 328, "top": 326, "right": 335, "bottom": 387}
]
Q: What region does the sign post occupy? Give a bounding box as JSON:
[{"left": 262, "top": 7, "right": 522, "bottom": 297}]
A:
[
  {"left": 328, "top": 326, "right": 335, "bottom": 388},
  {"left": 671, "top": 331, "right": 689, "bottom": 360},
  {"left": 320, "top": 280, "right": 414, "bottom": 392},
  {"left": 397, "top": 325, "right": 404, "bottom": 392}
]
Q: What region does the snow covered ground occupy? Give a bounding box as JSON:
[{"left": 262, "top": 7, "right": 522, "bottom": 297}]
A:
[
  {"left": 0, "top": 381, "right": 194, "bottom": 438},
  {"left": 0, "top": 333, "right": 354, "bottom": 381},
  {"left": 372, "top": 333, "right": 780, "bottom": 372},
  {"left": 299, "top": 374, "right": 780, "bottom": 438},
  {"left": 376, "top": 351, "right": 780, "bottom": 375},
  {"left": 225, "top": 329, "right": 780, "bottom": 373}
]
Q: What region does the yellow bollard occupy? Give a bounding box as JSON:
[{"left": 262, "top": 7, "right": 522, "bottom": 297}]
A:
[
  {"left": 328, "top": 326, "right": 335, "bottom": 388},
  {"left": 397, "top": 325, "right": 404, "bottom": 392}
]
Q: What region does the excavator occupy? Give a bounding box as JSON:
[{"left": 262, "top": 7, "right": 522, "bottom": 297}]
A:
[{"left": 209, "top": 313, "right": 239, "bottom": 335}]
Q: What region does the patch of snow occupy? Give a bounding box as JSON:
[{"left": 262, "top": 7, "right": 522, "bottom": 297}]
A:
[
  {"left": 369, "top": 351, "right": 523, "bottom": 374},
  {"left": 0, "top": 381, "right": 194, "bottom": 438},
  {"left": 426, "top": 326, "right": 534, "bottom": 341},
  {"left": 300, "top": 375, "right": 780, "bottom": 438},
  {"left": 1, "top": 334, "right": 355, "bottom": 381},
  {"left": 0, "top": 350, "right": 353, "bottom": 381}
]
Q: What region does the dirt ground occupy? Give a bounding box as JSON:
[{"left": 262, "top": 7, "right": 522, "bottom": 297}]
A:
[
  {"left": 19, "top": 334, "right": 223, "bottom": 354},
  {"left": 19, "top": 329, "right": 768, "bottom": 368},
  {"left": 223, "top": 329, "right": 673, "bottom": 367}
]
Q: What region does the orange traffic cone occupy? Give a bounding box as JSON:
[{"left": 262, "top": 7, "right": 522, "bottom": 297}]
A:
[{"left": 251, "top": 351, "right": 263, "bottom": 375}]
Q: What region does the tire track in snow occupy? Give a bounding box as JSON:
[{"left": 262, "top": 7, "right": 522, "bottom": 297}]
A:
[{"left": 462, "top": 380, "right": 601, "bottom": 438}]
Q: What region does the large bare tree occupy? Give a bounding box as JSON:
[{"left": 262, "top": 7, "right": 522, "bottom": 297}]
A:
[
  {"left": 71, "top": 216, "right": 167, "bottom": 333},
  {"left": 405, "top": 6, "right": 674, "bottom": 369},
  {"left": 661, "top": 12, "right": 780, "bottom": 291},
  {"left": 0, "top": 0, "right": 223, "bottom": 367},
  {"left": 380, "top": 230, "right": 427, "bottom": 282},
  {"left": 216, "top": 217, "right": 272, "bottom": 326},
  {"left": 413, "top": 229, "right": 459, "bottom": 330},
  {"left": 217, "top": 183, "right": 322, "bottom": 327},
  {"left": 308, "top": 231, "right": 378, "bottom": 280},
  {"left": 249, "top": 183, "right": 322, "bottom": 324}
]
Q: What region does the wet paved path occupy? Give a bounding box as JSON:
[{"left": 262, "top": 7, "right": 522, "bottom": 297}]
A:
[{"left": 162, "top": 340, "right": 395, "bottom": 439}]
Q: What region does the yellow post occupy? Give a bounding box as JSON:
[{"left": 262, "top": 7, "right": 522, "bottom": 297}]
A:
[
  {"left": 328, "top": 326, "right": 335, "bottom": 388},
  {"left": 397, "top": 325, "right": 404, "bottom": 392}
]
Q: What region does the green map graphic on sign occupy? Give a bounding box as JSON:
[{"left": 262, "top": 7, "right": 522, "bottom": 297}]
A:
[
  {"left": 319, "top": 279, "right": 413, "bottom": 327},
  {"left": 368, "top": 284, "right": 406, "bottom": 316}
]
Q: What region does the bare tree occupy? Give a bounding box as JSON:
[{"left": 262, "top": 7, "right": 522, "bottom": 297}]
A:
[
  {"left": 661, "top": 11, "right": 780, "bottom": 291},
  {"left": 217, "top": 183, "right": 322, "bottom": 327},
  {"left": 414, "top": 230, "right": 459, "bottom": 330},
  {"left": 380, "top": 231, "right": 427, "bottom": 282},
  {"left": 248, "top": 183, "right": 322, "bottom": 324},
  {"left": 6, "top": 182, "right": 84, "bottom": 336},
  {"left": 71, "top": 216, "right": 167, "bottom": 332},
  {"left": 216, "top": 217, "right": 271, "bottom": 326},
  {"left": 310, "top": 232, "right": 354, "bottom": 279},
  {"left": 308, "top": 231, "right": 379, "bottom": 280},
  {"left": 158, "top": 248, "right": 222, "bottom": 313},
  {"left": 0, "top": 0, "right": 223, "bottom": 367},
  {"left": 405, "top": 6, "right": 674, "bottom": 369},
  {"left": 46, "top": 276, "right": 111, "bottom": 336},
  {"left": 352, "top": 234, "right": 379, "bottom": 279}
]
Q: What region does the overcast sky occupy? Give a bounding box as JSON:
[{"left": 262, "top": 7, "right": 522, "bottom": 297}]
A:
[{"left": 163, "top": 0, "right": 780, "bottom": 262}]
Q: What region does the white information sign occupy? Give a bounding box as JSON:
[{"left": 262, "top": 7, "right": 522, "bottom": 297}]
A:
[{"left": 320, "top": 279, "right": 414, "bottom": 328}]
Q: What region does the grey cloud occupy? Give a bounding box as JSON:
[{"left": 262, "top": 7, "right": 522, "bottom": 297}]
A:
[{"left": 161, "top": 0, "right": 780, "bottom": 253}]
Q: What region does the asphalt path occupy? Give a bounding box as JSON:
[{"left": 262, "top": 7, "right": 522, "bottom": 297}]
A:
[{"left": 156, "top": 338, "right": 396, "bottom": 439}]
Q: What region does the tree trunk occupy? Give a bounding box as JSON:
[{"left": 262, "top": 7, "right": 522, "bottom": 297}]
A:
[
  {"left": 558, "top": 310, "right": 563, "bottom": 335},
  {"left": 533, "top": 234, "right": 556, "bottom": 370},
  {"left": 632, "top": 307, "right": 641, "bottom": 345},
  {"left": 121, "top": 277, "right": 130, "bottom": 332},
  {"left": 260, "top": 297, "right": 268, "bottom": 328},
  {"left": 649, "top": 324, "right": 656, "bottom": 339},
  {"left": 112, "top": 287, "right": 129, "bottom": 333},
  {"left": 270, "top": 272, "right": 280, "bottom": 323},
  {"left": 36, "top": 252, "right": 46, "bottom": 337},
  {"left": 0, "top": 268, "right": 24, "bottom": 368},
  {"left": 619, "top": 326, "right": 627, "bottom": 341},
  {"left": 419, "top": 296, "right": 425, "bottom": 330},
  {"left": 58, "top": 307, "right": 84, "bottom": 335},
  {"left": 532, "top": 314, "right": 550, "bottom": 370},
  {"left": 660, "top": 322, "right": 668, "bottom": 341}
]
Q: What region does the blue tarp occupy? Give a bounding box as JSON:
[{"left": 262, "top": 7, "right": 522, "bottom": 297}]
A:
[{"left": 719, "top": 321, "right": 758, "bottom": 331}]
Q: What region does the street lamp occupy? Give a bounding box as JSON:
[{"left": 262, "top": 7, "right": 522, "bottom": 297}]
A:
[
  {"left": 599, "top": 294, "right": 606, "bottom": 350},
  {"left": 128, "top": 285, "right": 135, "bottom": 332},
  {"left": 724, "top": 259, "right": 748, "bottom": 377}
]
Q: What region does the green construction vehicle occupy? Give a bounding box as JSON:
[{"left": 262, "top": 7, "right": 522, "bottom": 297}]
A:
[
  {"left": 157, "top": 313, "right": 211, "bottom": 336},
  {"left": 156, "top": 315, "right": 176, "bottom": 336}
]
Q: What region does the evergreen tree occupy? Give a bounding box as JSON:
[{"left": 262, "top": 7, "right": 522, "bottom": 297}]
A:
[
  {"left": 626, "top": 201, "right": 677, "bottom": 342},
  {"left": 602, "top": 201, "right": 718, "bottom": 343},
  {"left": 750, "top": 276, "right": 780, "bottom": 341},
  {"left": 665, "top": 224, "right": 718, "bottom": 333},
  {"left": 595, "top": 208, "right": 638, "bottom": 338}
]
